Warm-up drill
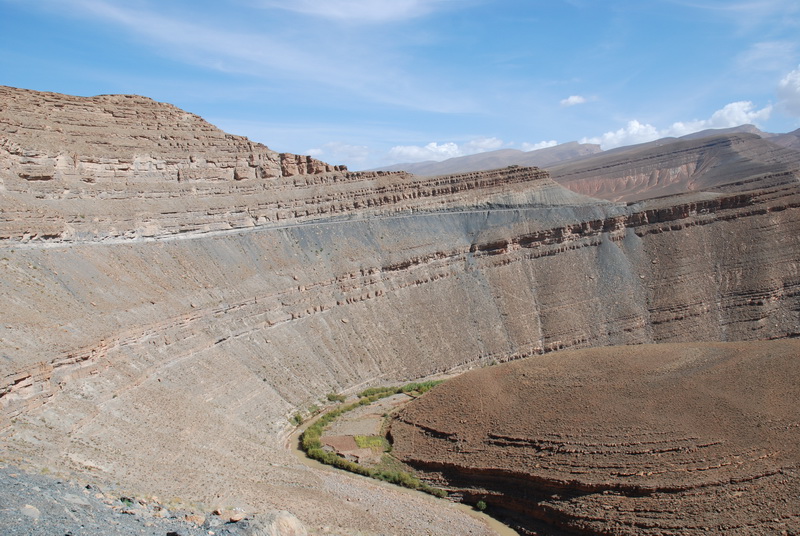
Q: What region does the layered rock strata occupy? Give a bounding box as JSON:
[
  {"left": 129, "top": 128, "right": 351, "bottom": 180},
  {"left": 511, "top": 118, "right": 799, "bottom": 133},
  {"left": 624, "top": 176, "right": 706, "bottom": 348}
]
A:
[
  {"left": 1, "top": 86, "right": 799, "bottom": 534},
  {"left": 549, "top": 133, "right": 800, "bottom": 202},
  {"left": 390, "top": 340, "right": 800, "bottom": 535}
]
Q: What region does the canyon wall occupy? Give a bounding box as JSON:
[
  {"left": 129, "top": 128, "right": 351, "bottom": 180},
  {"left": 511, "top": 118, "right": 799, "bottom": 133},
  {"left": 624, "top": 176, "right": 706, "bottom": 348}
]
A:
[
  {"left": 1, "top": 86, "right": 799, "bottom": 533},
  {"left": 549, "top": 132, "right": 800, "bottom": 202}
]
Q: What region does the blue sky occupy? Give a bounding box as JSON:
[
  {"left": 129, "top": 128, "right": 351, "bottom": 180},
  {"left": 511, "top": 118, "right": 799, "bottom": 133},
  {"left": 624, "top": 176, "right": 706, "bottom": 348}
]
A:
[{"left": 2, "top": 0, "right": 800, "bottom": 170}]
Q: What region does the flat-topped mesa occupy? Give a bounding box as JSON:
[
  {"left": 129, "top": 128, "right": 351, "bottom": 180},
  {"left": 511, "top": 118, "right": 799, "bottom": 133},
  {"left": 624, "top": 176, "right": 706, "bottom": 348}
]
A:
[{"left": 0, "top": 85, "right": 343, "bottom": 186}]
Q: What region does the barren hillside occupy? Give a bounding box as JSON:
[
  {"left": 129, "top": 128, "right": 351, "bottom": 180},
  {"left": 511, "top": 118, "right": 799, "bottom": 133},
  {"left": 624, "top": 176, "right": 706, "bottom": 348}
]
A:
[
  {"left": 1, "top": 86, "right": 799, "bottom": 534},
  {"left": 391, "top": 340, "right": 800, "bottom": 535},
  {"left": 548, "top": 132, "right": 800, "bottom": 202}
]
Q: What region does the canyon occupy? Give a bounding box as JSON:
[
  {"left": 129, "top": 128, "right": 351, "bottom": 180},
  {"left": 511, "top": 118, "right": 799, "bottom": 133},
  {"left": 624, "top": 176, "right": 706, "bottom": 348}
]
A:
[{"left": 1, "top": 86, "right": 799, "bottom": 535}]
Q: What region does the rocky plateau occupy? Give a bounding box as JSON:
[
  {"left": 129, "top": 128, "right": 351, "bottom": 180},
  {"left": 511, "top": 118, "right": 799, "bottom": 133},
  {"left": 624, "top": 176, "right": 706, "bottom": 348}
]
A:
[{"left": 1, "top": 85, "right": 799, "bottom": 535}]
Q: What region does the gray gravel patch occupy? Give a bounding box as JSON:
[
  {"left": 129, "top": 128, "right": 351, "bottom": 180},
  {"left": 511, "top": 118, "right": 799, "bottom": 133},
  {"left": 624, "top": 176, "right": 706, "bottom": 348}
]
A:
[{"left": 0, "top": 463, "right": 284, "bottom": 536}]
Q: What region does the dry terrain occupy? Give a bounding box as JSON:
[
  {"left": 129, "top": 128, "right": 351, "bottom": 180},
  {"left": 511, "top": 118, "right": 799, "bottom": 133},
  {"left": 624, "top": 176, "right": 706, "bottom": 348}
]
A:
[
  {"left": 391, "top": 340, "right": 800, "bottom": 535},
  {"left": 1, "top": 86, "right": 799, "bottom": 534}
]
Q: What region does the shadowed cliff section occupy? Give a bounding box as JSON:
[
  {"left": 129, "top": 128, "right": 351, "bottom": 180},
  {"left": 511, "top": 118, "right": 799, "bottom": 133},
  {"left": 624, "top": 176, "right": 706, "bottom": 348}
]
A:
[
  {"left": 1, "top": 86, "right": 799, "bottom": 534},
  {"left": 390, "top": 340, "right": 800, "bottom": 535}
]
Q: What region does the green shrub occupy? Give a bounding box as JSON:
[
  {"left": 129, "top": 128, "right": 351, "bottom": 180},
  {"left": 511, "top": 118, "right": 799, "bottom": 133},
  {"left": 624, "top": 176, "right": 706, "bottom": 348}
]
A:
[
  {"left": 291, "top": 413, "right": 303, "bottom": 426},
  {"left": 475, "top": 500, "right": 487, "bottom": 512},
  {"left": 354, "top": 435, "right": 388, "bottom": 450},
  {"left": 298, "top": 380, "right": 447, "bottom": 498},
  {"left": 327, "top": 393, "right": 346, "bottom": 403}
]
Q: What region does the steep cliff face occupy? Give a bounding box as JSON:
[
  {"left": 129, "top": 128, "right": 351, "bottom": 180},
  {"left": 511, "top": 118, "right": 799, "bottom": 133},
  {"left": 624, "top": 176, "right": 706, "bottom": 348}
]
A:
[
  {"left": 0, "top": 87, "right": 798, "bottom": 533},
  {"left": 0, "top": 85, "right": 344, "bottom": 185}
]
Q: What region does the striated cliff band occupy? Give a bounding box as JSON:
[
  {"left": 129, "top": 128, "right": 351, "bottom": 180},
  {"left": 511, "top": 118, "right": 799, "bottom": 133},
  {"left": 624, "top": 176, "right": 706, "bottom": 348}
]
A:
[{"left": 1, "top": 86, "right": 799, "bottom": 534}]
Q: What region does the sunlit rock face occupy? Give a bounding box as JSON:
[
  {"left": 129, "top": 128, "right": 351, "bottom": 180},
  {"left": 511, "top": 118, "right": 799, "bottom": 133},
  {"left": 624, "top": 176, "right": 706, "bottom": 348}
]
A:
[{"left": 0, "top": 86, "right": 798, "bottom": 534}]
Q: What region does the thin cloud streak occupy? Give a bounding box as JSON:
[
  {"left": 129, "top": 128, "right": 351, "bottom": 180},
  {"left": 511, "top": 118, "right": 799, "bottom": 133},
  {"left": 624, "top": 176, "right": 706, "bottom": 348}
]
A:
[
  {"left": 254, "top": 0, "right": 454, "bottom": 23},
  {"left": 39, "top": 0, "right": 477, "bottom": 114}
]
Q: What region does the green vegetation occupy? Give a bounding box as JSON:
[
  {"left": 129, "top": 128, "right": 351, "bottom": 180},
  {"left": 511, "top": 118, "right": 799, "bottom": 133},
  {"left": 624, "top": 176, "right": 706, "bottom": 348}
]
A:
[
  {"left": 475, "top": 500, "right": 487, "bottom": 512},
  {"left": 326, "top": 392, "right": 346, "bottom": 403},
  {"left": 300, "top": 380, "right": 446, "bottom": 498},
  {"left": 354, "top": 435, "right": 388, "bottom": 450},
  {"left": 291, "top": 413, "right": 303, "bottom": 426},
  {"left": 358, "top": 380, "right": 442, "bottom": 399}
]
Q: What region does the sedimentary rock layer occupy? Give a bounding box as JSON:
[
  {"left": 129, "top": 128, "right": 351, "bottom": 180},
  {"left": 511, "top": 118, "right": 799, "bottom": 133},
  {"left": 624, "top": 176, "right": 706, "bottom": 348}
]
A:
[
  {"left": 549, "top": 133, "right": 800, "bottom": 202},
  {"left": 390, "top": 340, "right": 800, "bottom": 535},
  {"left": 1, "top": 86, "right": 799, "bottom": 534}
]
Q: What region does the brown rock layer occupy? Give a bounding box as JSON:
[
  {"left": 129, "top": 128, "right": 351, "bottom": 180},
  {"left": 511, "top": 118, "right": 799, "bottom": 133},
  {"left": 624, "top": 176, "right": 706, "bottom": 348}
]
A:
[
  {"left": 0, "top": 86, "right": 799, "bottom": 534},
  {"left": 390, "top": 341, "right": 800, "bottom": 535},
  {"left": 549, "top": 133, "right": 800, "bottom": 202}
]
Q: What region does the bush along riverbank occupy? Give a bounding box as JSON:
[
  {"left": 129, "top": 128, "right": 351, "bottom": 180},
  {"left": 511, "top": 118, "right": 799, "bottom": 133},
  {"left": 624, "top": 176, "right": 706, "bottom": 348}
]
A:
[{"left": 299, "top": 381, "right": 448, "bottom": 498}]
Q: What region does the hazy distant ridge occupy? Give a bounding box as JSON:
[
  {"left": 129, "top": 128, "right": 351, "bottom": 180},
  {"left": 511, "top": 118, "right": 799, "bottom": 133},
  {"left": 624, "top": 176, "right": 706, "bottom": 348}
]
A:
[{"left": 373, "top": 141, "right": 602, "bottom": 175}]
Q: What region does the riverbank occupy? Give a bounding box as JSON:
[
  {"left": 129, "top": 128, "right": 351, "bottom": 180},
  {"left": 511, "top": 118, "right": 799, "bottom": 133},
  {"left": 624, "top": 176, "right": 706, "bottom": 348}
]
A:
[{"left": 288, "top": 382, "right": 520, "bottom": 536}]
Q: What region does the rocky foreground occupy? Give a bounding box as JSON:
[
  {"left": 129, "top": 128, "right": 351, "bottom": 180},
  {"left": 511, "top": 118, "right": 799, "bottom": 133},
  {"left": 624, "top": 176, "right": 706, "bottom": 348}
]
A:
[
  {"left": 1, "top": 86, "right": 799, "bottom": 534},
  {"left": 390, "top": 340, "right": 800, "bottom": 535}
]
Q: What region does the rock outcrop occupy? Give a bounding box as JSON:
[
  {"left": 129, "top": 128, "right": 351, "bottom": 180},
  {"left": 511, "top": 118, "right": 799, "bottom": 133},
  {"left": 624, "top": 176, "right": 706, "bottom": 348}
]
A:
[{"left": 0, "top": 86, "right": 799, "bottom": 534}]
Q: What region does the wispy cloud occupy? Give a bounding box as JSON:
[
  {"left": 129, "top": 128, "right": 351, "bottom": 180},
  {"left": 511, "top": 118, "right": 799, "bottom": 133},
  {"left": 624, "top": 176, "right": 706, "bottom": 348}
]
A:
[
  {"left": 582, "top": 101, "right": 772, "bottom": 149},
  {"left": 736, "top": 41, "right": 798, "bottom": 74},
  {"left": 254, "top": 0, "right": 454, "bottom": 23},
  {"left": 666, "top": 0, "right": 800, "bottom": 29},
  {"left": 777, "top": 66, "right": 800, "bottom": 116},
  {"left": 30, "top": 0, "right": 475, "bottom": 113}
]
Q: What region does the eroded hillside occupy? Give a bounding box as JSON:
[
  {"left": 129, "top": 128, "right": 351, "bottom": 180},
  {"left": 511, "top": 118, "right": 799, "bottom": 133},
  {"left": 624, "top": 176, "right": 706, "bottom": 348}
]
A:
[
  {"left": 548, "top": 132, "right": 800, "bottom": 202},
  {"left": 1, "top": 86, "right": 799, "bottom": 534},
  {"left": 391, "top": 340, "right": 800, "bottom": 535}
]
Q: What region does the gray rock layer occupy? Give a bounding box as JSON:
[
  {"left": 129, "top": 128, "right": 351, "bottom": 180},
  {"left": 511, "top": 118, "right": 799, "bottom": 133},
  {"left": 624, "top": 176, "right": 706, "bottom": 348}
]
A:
[{"left": 1, "top": 86, "right": 799, "bottom": 534}]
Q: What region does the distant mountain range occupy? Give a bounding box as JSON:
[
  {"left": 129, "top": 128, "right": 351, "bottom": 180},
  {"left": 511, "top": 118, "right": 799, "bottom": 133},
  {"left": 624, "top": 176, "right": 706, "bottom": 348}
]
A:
[
  {"left": 373, "top": 125, "right": 800, "bottom": 202},
  {"left": 374, "top": 141, "right": 603, "bottom": 175}
]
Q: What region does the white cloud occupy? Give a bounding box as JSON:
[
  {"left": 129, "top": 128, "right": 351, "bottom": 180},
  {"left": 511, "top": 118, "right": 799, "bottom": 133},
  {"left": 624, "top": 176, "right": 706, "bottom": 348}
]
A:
[
  {"left": 388, "top": 142, "right": 462, "bottom": 162},
  {"left": 463, "top": 137, "right": 504, "bottom": 153},
  {"left": 560, "top": 95, "right": 587, "bottom": 107},
  {"left": 777, "top": 66, "right": 800, "bottom": 117},
  {"left": 388, "top": 137, "right": 505, "bottom": 163},
  {"left": 666, "top": 101, "right": 772, "bottom": 136},
  {"left": 520, "top": 140, "right": 558, "bottom": 151},
  {"left": 581, "top": 120, "right": 661, "bottom": 149},
  {"left": 582, "top": 101, "right": 773, "bottom": 149},
  {"left": 255, "top": 0, "right": 450, "bottom": 23}
]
